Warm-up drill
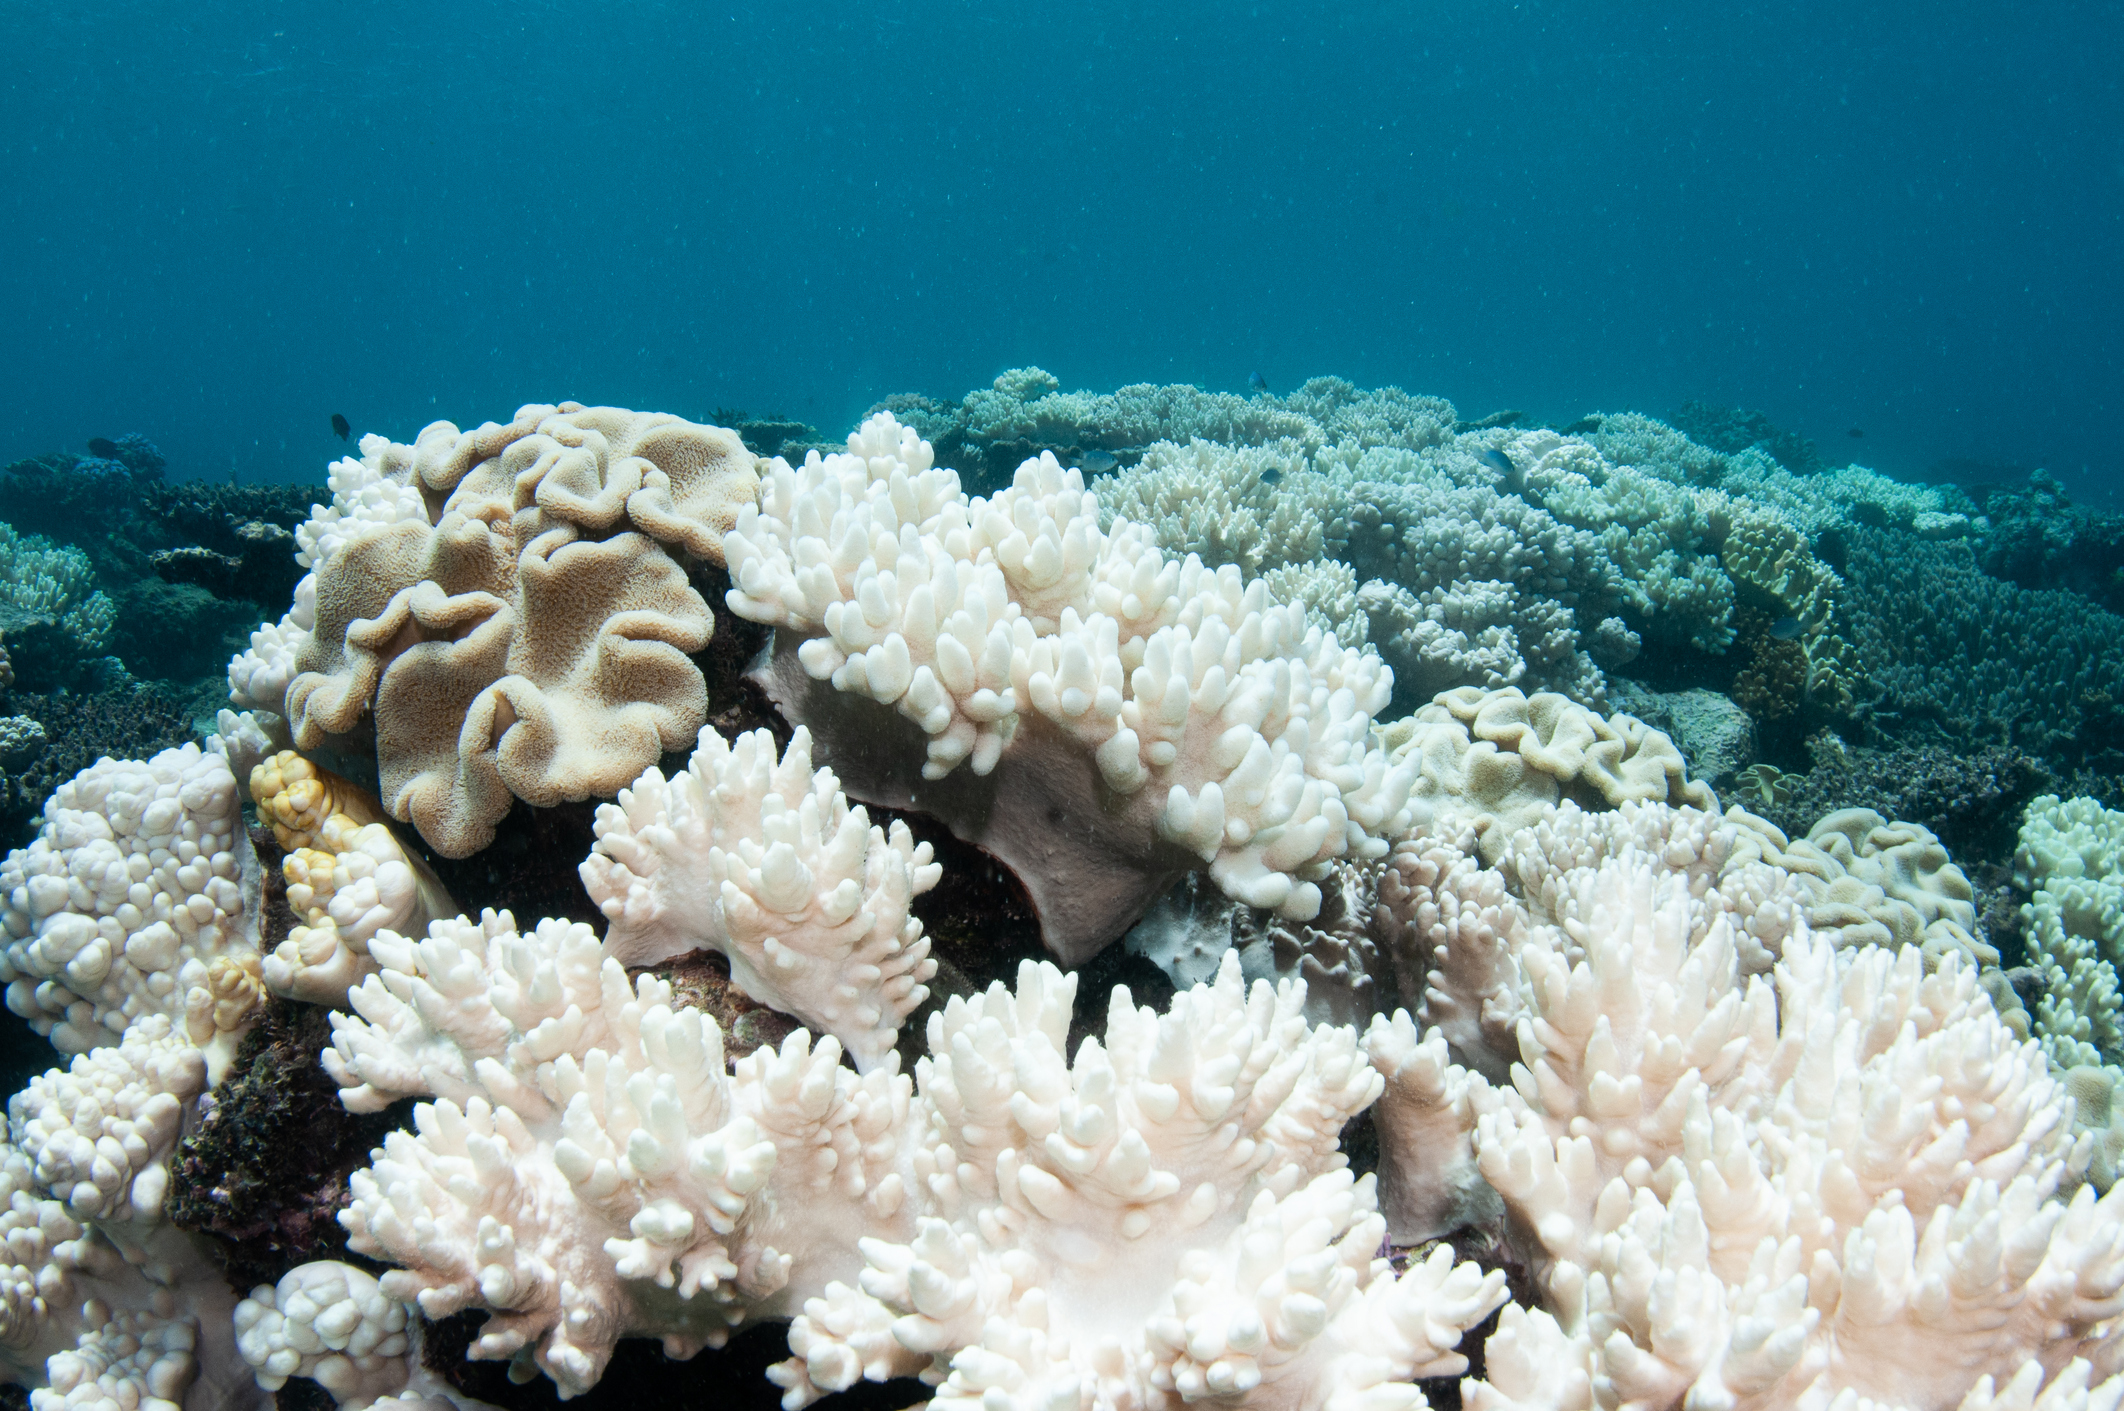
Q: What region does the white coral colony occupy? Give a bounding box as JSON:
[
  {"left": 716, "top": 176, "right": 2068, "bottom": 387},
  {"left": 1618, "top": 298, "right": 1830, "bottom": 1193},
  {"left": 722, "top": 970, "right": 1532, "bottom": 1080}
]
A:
[
  {"left": 582, "top": 725, "right": 941, "bottom": 1072},
  {"left": 724, "top": 412, "right": 1419, "bottom": 960},
  {"left": 8, "top": 398, "right": 2124, "bottom": 1411}
]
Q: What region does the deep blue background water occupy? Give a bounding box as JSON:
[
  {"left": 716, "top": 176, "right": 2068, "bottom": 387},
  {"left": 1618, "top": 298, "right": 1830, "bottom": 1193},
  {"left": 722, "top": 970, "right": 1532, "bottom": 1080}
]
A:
[{"left": 4, "top": 1, "right": 2119, "bottom": 502}]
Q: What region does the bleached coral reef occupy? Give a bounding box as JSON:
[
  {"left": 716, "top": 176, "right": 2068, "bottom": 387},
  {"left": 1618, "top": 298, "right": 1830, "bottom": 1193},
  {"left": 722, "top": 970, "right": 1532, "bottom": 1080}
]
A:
[
  {"left": 581, "top": 725, "right": 941, "bottom": 1072},
  {"left": 1363, "top": 803, "right": 2124, "bottom": 1411},
  {"left": 0, "top": 743, "right": 265, "bottom": 1065},
  {"left": 4, "top": 383, "right": 2115, "bottom": 1411}
]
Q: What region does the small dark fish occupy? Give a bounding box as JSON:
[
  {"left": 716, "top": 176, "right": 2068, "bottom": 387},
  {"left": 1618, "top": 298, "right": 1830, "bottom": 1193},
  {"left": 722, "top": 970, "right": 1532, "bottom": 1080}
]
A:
[
  {"left": 86, "top": 437, "right": 118, "bottom": 458},
  {"left": 1479, "top": 447, "right": 1526, "bottom": 495},
  {"left": 1260, "top": 467, "right": 1282, "bottom": 486},
  {"left": 1768, "top": 616, "right": 1803, "bottom": 640},
  {"left": 1078, "top": 449, "right": 1119, "bottom": 475},
  {"left": 331, "top": 413, "right": 352, "bottom": 441},
  {"left": 1248, "top": 371, "right": 1269, "bottom": 395},
  {"left": 1847, "top": 428, "right": 1864, "bottom": 439}
]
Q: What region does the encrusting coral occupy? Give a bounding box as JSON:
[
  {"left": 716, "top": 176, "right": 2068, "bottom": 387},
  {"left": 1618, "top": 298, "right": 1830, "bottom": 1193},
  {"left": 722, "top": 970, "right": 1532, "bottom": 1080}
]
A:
[{"left": 724, "top": 411, "right": 1416, "bottom": 961}]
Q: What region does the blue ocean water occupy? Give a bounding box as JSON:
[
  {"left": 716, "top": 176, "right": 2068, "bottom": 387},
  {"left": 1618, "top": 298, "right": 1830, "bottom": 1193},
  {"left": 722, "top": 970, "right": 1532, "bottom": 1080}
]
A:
[{"left": 4, "top": 0, "right": 2118, "bottom": 501}]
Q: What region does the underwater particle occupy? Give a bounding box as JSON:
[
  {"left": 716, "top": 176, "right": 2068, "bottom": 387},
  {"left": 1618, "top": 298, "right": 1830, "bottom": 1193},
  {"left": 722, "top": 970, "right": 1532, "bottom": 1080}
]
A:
[
  {"left": 330, "top": 412, "right": 351, "bottom": 441},
  {"left": 1249, "top": 370, "right": 1270, "bottom": 394},
  {"left": 1768, "top": 615, "right": 1803, "bottom": 640},
  {"left": 85, "top": 437, "right": 119, "bottom": 458},
  {"left": 1848, "top": 427, "right": 1865, "bottom": 438},
  {"left": 1478, "top": 446, "right": 1527, "bottom": 495}
]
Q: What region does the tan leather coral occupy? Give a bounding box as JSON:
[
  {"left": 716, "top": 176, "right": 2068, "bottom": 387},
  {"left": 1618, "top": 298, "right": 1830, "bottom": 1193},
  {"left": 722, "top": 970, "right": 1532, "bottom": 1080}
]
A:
[{"left": 282, "top": 404, "right": 759, "bottom": 856}]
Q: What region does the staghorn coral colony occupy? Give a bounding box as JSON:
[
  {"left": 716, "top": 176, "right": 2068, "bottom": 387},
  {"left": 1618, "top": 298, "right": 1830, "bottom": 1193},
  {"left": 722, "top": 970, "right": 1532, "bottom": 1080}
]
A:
[{"left": 0, "top": 382, "right": 2120, "bottom": 1411}]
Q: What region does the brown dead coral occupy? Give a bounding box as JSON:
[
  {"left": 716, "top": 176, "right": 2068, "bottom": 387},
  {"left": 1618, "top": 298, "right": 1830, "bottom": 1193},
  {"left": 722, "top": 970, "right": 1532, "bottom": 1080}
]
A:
[{"left": 285, "top": 404, "right": 759, "bottom": 857}]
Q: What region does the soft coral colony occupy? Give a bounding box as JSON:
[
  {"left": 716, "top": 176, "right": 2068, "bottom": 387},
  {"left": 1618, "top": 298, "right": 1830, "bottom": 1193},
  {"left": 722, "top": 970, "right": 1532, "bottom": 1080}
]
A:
[{"left": 0, "top": 385, "right": 2116, "bottom": 1411}]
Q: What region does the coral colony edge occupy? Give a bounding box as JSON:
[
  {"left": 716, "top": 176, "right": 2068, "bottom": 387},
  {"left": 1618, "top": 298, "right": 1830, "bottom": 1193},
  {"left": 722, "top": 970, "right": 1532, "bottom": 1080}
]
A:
[{"left": 1, "top": 372, "right": 2122, "bottom": 1411}]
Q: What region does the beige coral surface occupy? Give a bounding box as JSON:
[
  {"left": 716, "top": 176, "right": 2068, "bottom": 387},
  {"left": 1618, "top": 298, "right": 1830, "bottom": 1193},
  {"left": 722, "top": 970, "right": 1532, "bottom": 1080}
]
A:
[{"left": 277, "top": 404, "right": 758, "bottom": 856}]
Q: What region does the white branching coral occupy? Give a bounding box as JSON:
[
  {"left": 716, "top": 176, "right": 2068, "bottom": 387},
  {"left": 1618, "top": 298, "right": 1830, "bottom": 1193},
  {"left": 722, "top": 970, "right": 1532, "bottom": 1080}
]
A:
[
  {"left": 725, "top": 411, "right": 1416, "bottom": 960},
  {"left": 773, "top": 952, "right": 1507, "bottom": 1411},
  {"left": 2016, "top": 795, "right": 2124, "bottom": 1074},
  {"left": 1093, "top": 436, "right": 1336, "bottom": 577},
  {"left": 1359, "top": 577, "right": 1609, "bottom": 709},
  {"left": 0, "top": 1104, "right": 257, "bottom": 1410},
  {"left": 2014, "top": 795, "right": 2124, "bottom": 1187},
  {"left": 581, "top": 726, "right": 941, "bottom": 1071},
  {"left": 1364, "top": 799, "right": 2124, "bottom": 1411},
  {"left": 322, "top": 909, "right": 911, "bottom": 1397},
  {"left": 0, "top": 745, "right": 265, "bottom": 1067},
  {"left": 37, "top": 1303, "right": 201, "bottom": 1411}
]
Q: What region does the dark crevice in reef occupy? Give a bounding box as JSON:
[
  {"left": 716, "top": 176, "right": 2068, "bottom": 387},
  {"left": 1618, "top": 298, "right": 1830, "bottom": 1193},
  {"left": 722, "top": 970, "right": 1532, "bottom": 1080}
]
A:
[
  {"left": 166, "top": 997, "right": 412, "bottom": 1294},
  {"left": 412, "top": 795, "right": 607, "bottom": 934},
  {"left": 419, "top": 1315, "right": 930, "bottom": 1411},
  {"left": 634, "top": 948, "right": 803, "bottom": 1063},
  {"left": 691, "top": 559, "right": 777, "bottom": 735},
  {"left": 1405, "top": 1222, "right": 1541, "bottom": 1411}
]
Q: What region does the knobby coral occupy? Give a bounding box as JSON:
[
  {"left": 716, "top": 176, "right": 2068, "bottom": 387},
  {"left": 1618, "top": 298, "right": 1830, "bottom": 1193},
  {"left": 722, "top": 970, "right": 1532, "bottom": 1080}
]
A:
[{"left": 581, "top": 725, "right": 941, "bottom": 1072}]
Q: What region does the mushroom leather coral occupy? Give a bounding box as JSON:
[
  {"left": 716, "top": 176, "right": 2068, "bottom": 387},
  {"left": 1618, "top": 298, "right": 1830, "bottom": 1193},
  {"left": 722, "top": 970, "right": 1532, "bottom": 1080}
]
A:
[
  {"left": 279, "top": 404, "right": 758, "bottom": 857},
  {"left": 1382, "top": 685, "right": 1713, "bottom": 864}
]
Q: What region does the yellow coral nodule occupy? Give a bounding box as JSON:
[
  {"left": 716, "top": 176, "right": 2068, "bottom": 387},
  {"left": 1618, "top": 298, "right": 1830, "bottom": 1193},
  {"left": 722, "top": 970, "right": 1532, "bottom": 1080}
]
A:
[
  {"left": 201, "top": 952, "right": 269, "bottom": 1034},
  {"left": 249, "top": 749, "right": 389, "bottom": 851}
]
